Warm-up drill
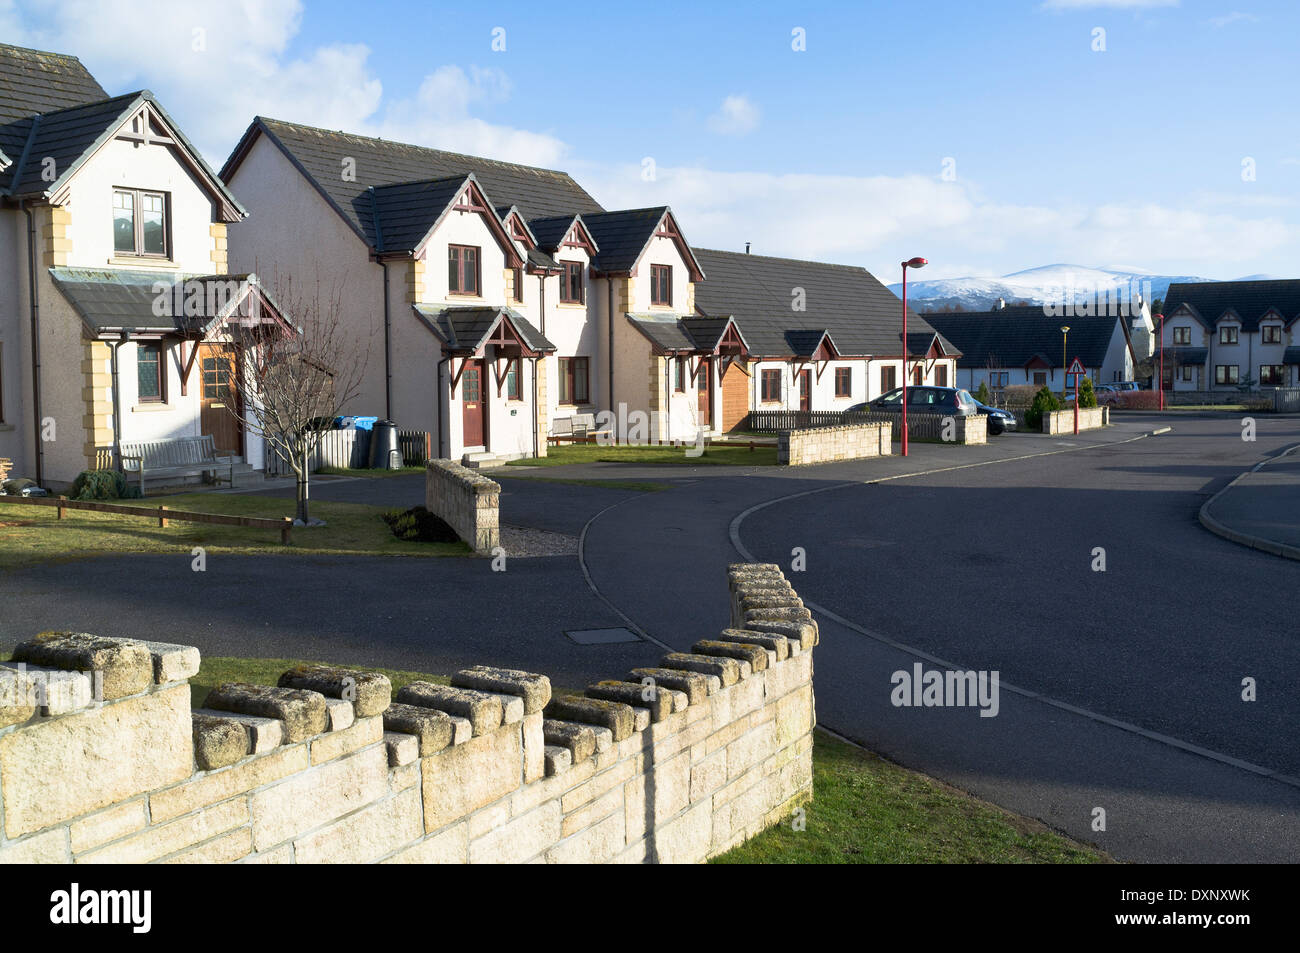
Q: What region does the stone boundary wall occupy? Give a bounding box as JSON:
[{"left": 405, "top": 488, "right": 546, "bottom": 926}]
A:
[
  {"left": 1042, "top": 406, "right": 1109, "bottom": 434},
  {"left": 952, "top": 415, "right": 987, "bottom": 446},
  {"left": 0, "top": 566, "right": 815, "bottom": 864},
  {"left": 779, "top": 422, "right": 891, "bottom": 465},
  {"left": 426, "top": 460, "right": 499, "bottom": 554}
]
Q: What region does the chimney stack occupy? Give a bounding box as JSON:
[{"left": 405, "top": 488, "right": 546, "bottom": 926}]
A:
[
  {"left": 745, "top": 242, "right": 751, "bottom": 255},
  {"left": 996, "top": 297, "right": 1006, "bottom": 310}
]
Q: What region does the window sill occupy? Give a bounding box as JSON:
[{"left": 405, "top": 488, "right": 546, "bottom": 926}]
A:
[
  {"left": 132, "top": 403, "right": 173, "bottom": 413},
  {"left": 557, "top": 302, "right": 586, "bottom": 309},
  {"left": 108, "top": 257, "right": 177, "bottom": 268},
  {"left": 0, "top": 423, "right": 14, "bottom": 432}
]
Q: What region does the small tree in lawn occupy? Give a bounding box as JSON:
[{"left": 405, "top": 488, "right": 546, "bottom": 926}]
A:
[
  {"left": 975, "top": 380, "right": 991, "bottom": 405},
  {"left": 1078, "top": 377, "right": 1098, "bottom": 408},
  {"left": 223, "top": 275, "right": 369, "bottom": 526}
]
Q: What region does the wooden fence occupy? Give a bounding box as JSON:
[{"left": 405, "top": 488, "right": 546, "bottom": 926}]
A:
[{"left": 0, "top": 494, "right": 293, "bottom": 544}]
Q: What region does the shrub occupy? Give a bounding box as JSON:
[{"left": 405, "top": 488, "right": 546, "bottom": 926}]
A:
[
  {"left": 70, "top": 469, "right": 141, "bottom": 501},
  {"left": 381, "top": 506, "right": 459, "bottom": 543},
  {"left": 1118, "top": 390, "right": 1163, "bottom": 410},
  {"left": 1024, "top": 387, "right": 1062, "bottom": 430},
  {"left": 1078, "top": 377, "right": 1098, "bottom": 408},
  {"left": 975, "top": 381, "right": 991, "bottom": 405}
]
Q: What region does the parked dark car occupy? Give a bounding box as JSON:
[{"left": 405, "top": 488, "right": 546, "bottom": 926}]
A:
[
  {"left": 847, "top": 386, "right": 981, "bottom": 416},
  {"left": 973, "top": 401, "right": 1017, "bottom": 435}
]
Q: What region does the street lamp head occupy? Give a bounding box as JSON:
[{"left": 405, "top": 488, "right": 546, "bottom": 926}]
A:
[
  {"left": 1060, "top": 325, "right": 1070, "bottom": 333},
  {"left": 903, "top": 257, "right": 928, "bottom": 270}
]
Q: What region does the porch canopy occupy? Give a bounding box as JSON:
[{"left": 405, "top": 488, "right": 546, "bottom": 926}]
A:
[
  {"left": 413, "top": 305, "right": 556, "bottom": 388},
  {"left": 49, "top": 267, "right": 296, "bottom": 389},
  {"left": 626, "top": 313, "right": 750, "bottom": 359}
]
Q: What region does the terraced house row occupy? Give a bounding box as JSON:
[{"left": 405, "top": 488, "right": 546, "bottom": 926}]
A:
[{"left": 1, "top": 40, "right": 959, "bottom": 484}]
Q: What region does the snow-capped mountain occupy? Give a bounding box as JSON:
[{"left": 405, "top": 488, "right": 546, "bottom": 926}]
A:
[{"left": 885, "top": 264, "right": 1243, "bottom": 313}]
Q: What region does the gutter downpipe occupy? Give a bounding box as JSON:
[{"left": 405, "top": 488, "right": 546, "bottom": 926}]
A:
[
  {"left": 109, "top": 332, "right": 128, "bottom": 469},
  {"left": 22, "top": 202, "right": 45, "bottom": 486},
  {"left": 607, "top": 277, "right": 615, "bottom": 443},
  {"left": 379, "top": 260, "right": 392, "bottom": 420},
  {"left": 538, "top": 273, "right": 547, "bottom": 456},
  {"left": 435, "top": 356, "right": 448, "bottom": 459}
]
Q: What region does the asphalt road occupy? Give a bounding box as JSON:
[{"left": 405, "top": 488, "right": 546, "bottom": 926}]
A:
[{"left": 2, "top": 413, "right": 1296, "bottom": 862}]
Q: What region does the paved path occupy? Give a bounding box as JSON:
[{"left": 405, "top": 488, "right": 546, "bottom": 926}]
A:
[{"left": 1199, "top": 443, "right": 1300, "bottom": 558}]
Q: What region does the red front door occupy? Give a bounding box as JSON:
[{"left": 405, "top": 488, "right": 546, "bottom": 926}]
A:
[
  {"left": 697, "top": 359, "right": 712, "bottom": 428},
  {"left": 798, "top": 369, "right": 811, "bottom": 412},
  {"left": 461, "top": 359, "right": 486, "bottom": 447}
]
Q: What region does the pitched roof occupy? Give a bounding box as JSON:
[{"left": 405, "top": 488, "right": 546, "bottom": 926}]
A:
[
  {"left": 364, "top": 176, "right": 466, "bottom": 252},
  {"left": 221, "top": 117, "right": 604, "bottom": 247},
  {"left": 1168, "top": 346, "right": 1209, "bottom": 364},
  {"left": 411, "top": 305, "right": 555, "bottom": 354},
  {"left": 922, "top": 307, "right": 1123, "bottom": 369},
  {"left": 48, "top": 268, "right": 289, "bottom": 336},
  {"left": 583, "top": 208, "right": 705, "bottom": 280},
  {"left": 691, "top": 248, "right": 953, "bottom": 359},
  {"left": 0, "top": 43, "right": 107, "bottom": 181},
  {"left": 1283, "top": 347, "right": 1300, "bottom": 365},
  {"left": 1163, "top": 279, "right": 1300, "bottom": 332}
]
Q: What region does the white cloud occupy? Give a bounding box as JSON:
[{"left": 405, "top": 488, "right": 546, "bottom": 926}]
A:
[
  {"left": 707, "top": 95, "right": 760, "bottom": 136},
  {"left": 1207, "top": 11, "right": 1259, "bottom": 27},
  {"left": 2, "top": 0, "right": 564, "bottom": 167}
]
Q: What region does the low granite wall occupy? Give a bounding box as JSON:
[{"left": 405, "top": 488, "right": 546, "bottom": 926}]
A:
[
  {"left": 426, "top": 460, "right": 499, "bottom": 554},
  {"left": 779, "top": 422, "right": 891, "bottom": 465},
  {"left": 0, "top": 566, "right": 815, "bottom": 864},
  {"left": 1042, "top": 406, "right": 1109, "bottom": 434}
]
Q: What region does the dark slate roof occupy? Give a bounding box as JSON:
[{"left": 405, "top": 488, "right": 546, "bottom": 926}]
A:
[
  {"left": 1283, "top": 347, "right": 1300, "bottom": 365},
  {"left": 527, "top": 214, "right": 582, "bottom": 253},
  {"left": 584, "top": 208, "right": 667, "bottom": 273},
  {"left": 412, "top": 305, "right": 555, "bottom": 353},
  {"left": 691, "top": 248, "right": 953, "bottom": 358},
  {"left": 48, "top": 268, "right": 281, "bottom": 335},
  {"left": 525, "top": 247, "right": 560, "bottom": 272},
  {"left": 626, "top": 315, "right": 697, "bottom": 352},
  {"left": 365, "top": 176, "right": 467, "bottom": 253},
  {"left": 785, "top": 329, "right": 833, "bottom": 357},
  {"left": 0, "top": 44, "right": 107, "bottom": 184},
  {"left": 222, "top": 118, "right": 604, "bottom": 246},
  {"left": 1163, "top": 279, "right": 1300, "bottom": 332},
  {"left": 1168, "top": 347, "right": 1209, "bottom": 364},
  {"left": 922, "top": 307, "right": 1123, "bottom": 369},
  {"left": 681, "top": 315, "right": 740, "bottom": 351}
]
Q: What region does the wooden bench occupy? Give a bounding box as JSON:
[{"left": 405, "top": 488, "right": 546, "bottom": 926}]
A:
[
  {"left": 548, "top": 413, "right": 613, "bottom": 444},
  {"left": 119, "top": 436, "right": 236, "bottom": 495}
]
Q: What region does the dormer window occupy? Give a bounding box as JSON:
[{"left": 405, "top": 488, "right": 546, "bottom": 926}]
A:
[
  {"left": 1173, "top": 326, "right": 1190, "bottom": 345},
  {"left": 448, "top": 245, "right": 480, "bottom": 296},
  {"left": 1219, "top": 326, "right": 1239, "bottom": 345},
  {"left": 651, "top": 264, "right": 672, "bottom": 306},
  {"left": 1263, "top": 325, "right": 1282, "bottom": 344},
  {"left": 113, "top": 188, "right": 169, "bottom": 257},
  {"left": 561, "top": 261, "right": 584, "bottom": 304}
]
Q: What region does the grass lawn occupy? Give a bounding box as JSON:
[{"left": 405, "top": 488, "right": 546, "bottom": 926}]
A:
[
  {"left": 0, "top": 492, "right": 467, "bottom": 570},
  {"left": 713, "top": 731, "right": 1110, "bottom": 864},
  {"left": 507, "top": 443, "right": 778, "bottom": 468}
]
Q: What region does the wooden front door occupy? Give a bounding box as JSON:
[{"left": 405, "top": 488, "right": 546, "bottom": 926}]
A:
[
  {"left": 462, "top": 359, "right": 487, "bottom": 447},
  {"left": 798, "top": 369, "right": 811, "bottom": 412},
  {"left": 200, "top": 343, "right": 242, "bottom": 453},
  {"left": 720, "top": 359, "right": 749, "bottom": 431},
  {"left": 697, "top": 359, "right": 712, "bottom": 428}
]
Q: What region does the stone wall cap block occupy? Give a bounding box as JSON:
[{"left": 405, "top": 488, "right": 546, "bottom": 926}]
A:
[
  {"left": 193, "top": 709, "right": 283, "bottom": 753},
  {"left": 544, "top": 745, "right": 572, "bottom": 777},
  {"left": 382, "top": 703, "right": 454, "bottom": 756},
  {"left": 691, "top": 639, "right": 768, "bottom": 672},
  {"left": 395, "top": 682, "right": 503, "bottom": 736},
  {"left": 0, "top": 667, "right": 38, "bottom": 728},
  {"left": 718, "top": 628, "right": 790, "bottom": 661},
  {"left": 740, "top": 618, "right": 817, "bottom": 649},
  {"left": 204, "top": 683, "right": 328, "bottom": 743},
  {"left": 541, "top": 719, "right": 597, "bottom": 764},
  {"left": 660, "top": 653, "right": 741, "bottom": 687},
  {"left": 625, "top": 667, "right": 709, "bottom": 706},
  {"left": 451, "top": 666, "right": 552, "bottom": 714},
  {"left": 138, "top": 641, "right": 201, "bottom": 684},
  {"left": 191, "top": 713, "right": 251, "bottom": 770},
  {"left": 277, "top": 665, "right": 392, "bottom": 717},
  {"left": 13, "top": 632, "right": 152, "bottom": 700},
  {"left": 587, "top": 680, "right": 672, "bottom": 722},
  {"left": 383, "top": 731, "right": 420, "bottom": 767},
  {"left": 544, "top": 695, "right": 636, "bottom": 743}
]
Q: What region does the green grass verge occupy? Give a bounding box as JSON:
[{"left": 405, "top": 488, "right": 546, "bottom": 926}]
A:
[
  {"left": 507, "top": 443, "right": 778, "bottom": 467},
  {"left": 713, "top": 731, "right": 1110, "bottom": 864},
  {"left": 0, "top": 492, "right": 467, "bottom": 570}
]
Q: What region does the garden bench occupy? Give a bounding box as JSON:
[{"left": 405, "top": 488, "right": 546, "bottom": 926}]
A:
[{"left": 119, "top": 435, "right": 235, "bottom": 495}]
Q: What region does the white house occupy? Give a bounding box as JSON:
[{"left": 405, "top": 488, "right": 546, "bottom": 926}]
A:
[
  {"left": 923, "top": 307, "right": 1135, "bottom": 393},
  {"left": 0, "top": 43, "right": 288, "bottom": 489},
  {"left": 1159, "top": 280, "right": 1300, "bottom": 391}
]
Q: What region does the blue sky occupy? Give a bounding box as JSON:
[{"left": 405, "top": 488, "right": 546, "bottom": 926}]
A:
[{"left": 3, "top": 0, "right": 1297, "bottom": 280}]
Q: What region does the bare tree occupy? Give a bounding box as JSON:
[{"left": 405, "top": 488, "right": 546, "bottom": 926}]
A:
[{"left": 222, "top": 274, "right": 370, "bottom": 525}]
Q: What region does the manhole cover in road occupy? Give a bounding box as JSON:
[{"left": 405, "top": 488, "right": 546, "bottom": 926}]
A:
[{"left": 565, "top": 627, "right": 642, "bottom": 645}]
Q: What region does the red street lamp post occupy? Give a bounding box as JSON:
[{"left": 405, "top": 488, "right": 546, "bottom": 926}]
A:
[
  {"left": 900, "top": 257, "right": 927, "bottom": 456},
  {"left": 1157, "top": 313, "right": 1165, "bottom": 410}
]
